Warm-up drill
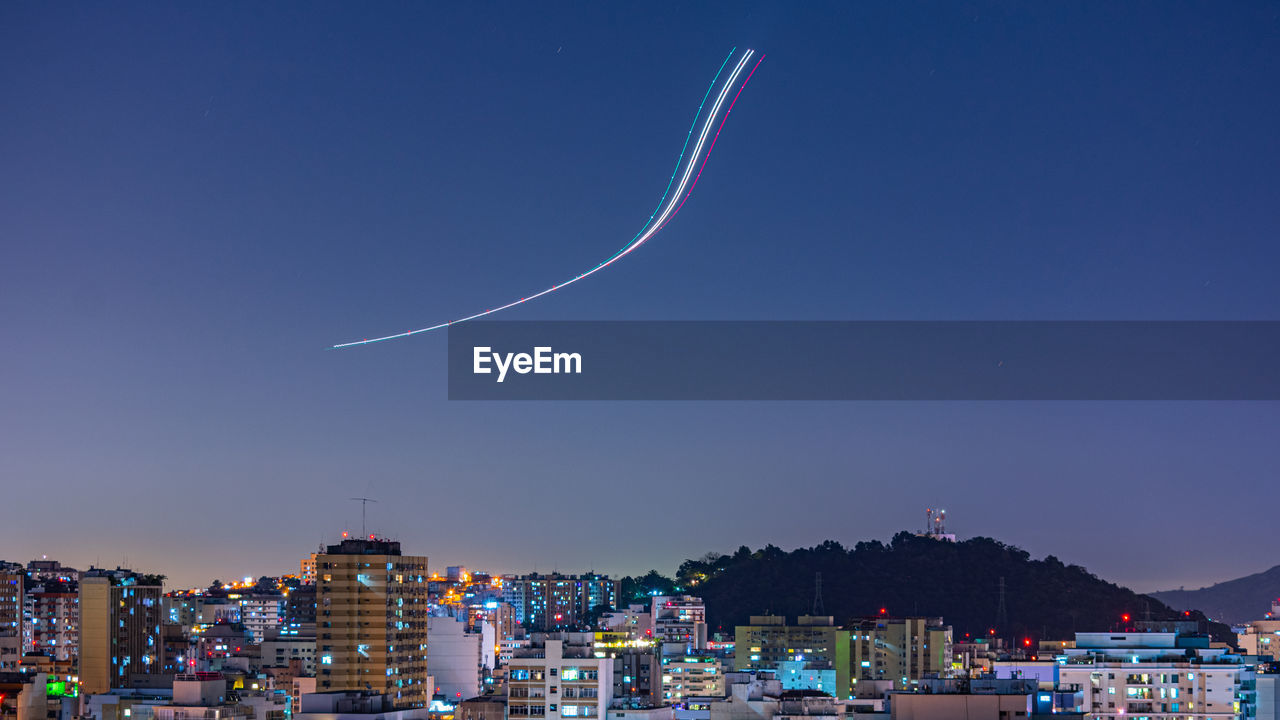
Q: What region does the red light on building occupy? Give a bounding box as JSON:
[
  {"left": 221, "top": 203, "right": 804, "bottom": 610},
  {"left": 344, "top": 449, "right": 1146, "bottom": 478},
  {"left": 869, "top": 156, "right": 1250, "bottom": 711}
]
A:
[
  {"left": 1122, "top": 614, "right": 1130, "bottom": 623},
  {"left": 1023, "top": 638, "right": 1031, "bottom": 647}
]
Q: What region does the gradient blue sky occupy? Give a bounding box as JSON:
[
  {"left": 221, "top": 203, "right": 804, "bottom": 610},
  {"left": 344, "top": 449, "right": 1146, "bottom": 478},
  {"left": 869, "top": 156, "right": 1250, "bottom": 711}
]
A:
[{"left": 2, "top": 2, "right": 1278, "bottom": 594}]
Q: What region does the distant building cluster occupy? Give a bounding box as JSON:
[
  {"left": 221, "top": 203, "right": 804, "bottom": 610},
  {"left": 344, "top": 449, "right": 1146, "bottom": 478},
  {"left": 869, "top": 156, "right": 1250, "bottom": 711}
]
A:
[{"left": 3, "top": 549, "right": 1280, "bottom": 720}]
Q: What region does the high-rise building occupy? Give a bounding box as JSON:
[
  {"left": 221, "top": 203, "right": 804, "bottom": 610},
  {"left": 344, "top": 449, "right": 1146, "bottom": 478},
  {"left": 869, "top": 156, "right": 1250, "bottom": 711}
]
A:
[
  {"left": 315, "top": 538, "right": 429, "bottom": 708},
  {"left": 79, "top": 568, "right": 164, "bottom": 694},
  {"left": 503, "top": 574, "right": 619, "bottom": 631},
  {"left": 734, "top": 616, "right": 850, "bottom": 699},
  {"left": 847, "top": 616, "right": 953, "bottom": 693},
  {"left": 26, "top": 580, "right": 78, "bottom": 663},
  {"left": 0, "top": 567, "right": 23, "bottom": 671}
]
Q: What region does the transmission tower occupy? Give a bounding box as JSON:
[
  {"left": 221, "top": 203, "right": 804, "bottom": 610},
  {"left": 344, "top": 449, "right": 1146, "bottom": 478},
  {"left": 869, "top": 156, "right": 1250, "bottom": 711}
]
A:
[
  {"left": 812, "top": 572, "right": 825, "bottom": 615},
  {"left": 996, "top": 576, "right": 1009, "bottom": 637}
]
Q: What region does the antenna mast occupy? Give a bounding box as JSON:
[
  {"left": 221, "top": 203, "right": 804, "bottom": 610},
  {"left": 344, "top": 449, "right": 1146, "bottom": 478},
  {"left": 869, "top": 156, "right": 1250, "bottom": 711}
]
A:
[{"left": 350, "top": 497, "right": 379, "bottom": 537}]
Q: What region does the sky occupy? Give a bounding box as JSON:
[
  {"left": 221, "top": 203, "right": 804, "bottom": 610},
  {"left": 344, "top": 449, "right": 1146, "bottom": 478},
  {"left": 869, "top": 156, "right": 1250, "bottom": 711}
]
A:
[{"left": 2, "top": 2, "right": 1278, "bottom": 595}]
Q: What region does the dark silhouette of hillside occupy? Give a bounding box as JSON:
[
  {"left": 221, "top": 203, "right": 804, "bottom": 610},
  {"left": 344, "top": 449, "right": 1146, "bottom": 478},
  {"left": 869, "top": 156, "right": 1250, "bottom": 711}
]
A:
[
  {"left": 1151, "top": 565, "right": 1280, "bottom": 625},
  {"left": 680, "top": 534, "right": 1233, "bottom": 645}
]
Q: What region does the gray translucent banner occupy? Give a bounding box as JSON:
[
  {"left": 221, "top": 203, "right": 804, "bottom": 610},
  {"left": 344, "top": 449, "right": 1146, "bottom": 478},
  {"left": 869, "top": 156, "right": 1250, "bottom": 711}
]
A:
[{"left": 446, "top": 321, "right": 1280, "bottom": 400}]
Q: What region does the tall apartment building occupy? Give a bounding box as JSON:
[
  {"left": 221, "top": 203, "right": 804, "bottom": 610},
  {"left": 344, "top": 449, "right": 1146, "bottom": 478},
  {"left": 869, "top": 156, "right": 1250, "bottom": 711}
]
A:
[
  {"left": 847, "top": 616, "right": 952, "bottom": 693},
  {"left": 651, "top": 596, "right": 706, "bottom": 650},
  {"left": 734, "top": 616, "right": 850, "bottom": 699},
  {"left": 26, "top": 581, "right": 78, "bottom": 662},
  {"left": 503, "top": 574, "right": 619, "bottom": 630},
  {"left": 315, "top": 538, "right": 429, "bottom": 708},
  {"left": 79, "top": 568, "right": 164, "bottom": 694},
  {"left": 508, "top": 638, "right": 613, "bottom": 720},
  {"left": 0, "top": 568, "right": 23, "bottom": 670}
]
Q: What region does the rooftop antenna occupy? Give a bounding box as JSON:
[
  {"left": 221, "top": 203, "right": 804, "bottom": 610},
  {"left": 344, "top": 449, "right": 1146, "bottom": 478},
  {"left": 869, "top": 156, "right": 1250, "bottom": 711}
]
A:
[
  {"left": 349, "top": 497, "right": 379, "bottom": 538},
  {"left": 812, "top": 572, "right": 825, "bottom": 615}
]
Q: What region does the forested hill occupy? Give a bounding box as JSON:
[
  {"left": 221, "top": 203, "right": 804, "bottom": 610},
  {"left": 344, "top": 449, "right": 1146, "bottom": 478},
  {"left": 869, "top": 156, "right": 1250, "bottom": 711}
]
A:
[{"left": 670, "top": 534, "right": 1233, "bottom": 645}]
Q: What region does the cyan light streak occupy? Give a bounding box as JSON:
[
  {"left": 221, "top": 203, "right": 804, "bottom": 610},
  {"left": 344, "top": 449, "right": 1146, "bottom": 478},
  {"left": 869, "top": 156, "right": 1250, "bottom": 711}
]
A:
[{"left": 334, "top": 48, "right": 762, "bottom": 348}]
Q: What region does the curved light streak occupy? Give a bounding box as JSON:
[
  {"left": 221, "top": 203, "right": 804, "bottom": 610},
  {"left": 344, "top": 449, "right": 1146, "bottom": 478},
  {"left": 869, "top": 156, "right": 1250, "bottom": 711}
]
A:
[{"left": 334, "top": 48, "right": 761, "bottom": 348}]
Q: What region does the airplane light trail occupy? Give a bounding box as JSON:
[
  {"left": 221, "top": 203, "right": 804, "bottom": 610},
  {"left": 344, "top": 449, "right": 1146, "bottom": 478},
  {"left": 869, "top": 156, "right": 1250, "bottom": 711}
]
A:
[{"left": 333, "top": 48, "right": 763, "bottom": 348}]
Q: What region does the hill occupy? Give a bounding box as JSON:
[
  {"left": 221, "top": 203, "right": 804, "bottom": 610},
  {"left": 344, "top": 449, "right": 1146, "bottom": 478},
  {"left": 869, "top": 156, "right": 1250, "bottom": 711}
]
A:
[
  {"left": 1151, "top": 565, "right": 1280, "bottom": 625},
  {"left": 671, "top": 534, "right": 1233, "bottom": 645}
]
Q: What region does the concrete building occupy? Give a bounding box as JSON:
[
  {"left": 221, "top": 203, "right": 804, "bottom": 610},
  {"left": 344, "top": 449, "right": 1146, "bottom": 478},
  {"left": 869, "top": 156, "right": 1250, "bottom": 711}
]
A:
[
  {"left": 611, "top": 649, "right": 658, "bottom": 703},
  {"left": 502, "top": 575, "right": 619, "bottom": 631},
  {"left": 295, "top": 690, "right": 430, "bottom": 720},
  {"left": 240, "top": 593, "right": 285, "bottom": 644},
  {"left": 508, "top": 638, "right": 613, "bottom": 719},
  {"left": 316, "top": 538, "right": 429, "bottom": 708},
  {"left": 0, "top": 671, "right": 48, "bottom": 720},
  {"left": 163, "top": 595, "right": 240, "bottom": 632},
  {"left": 1236, "top": 601, "right": 1280, "bottom": 660},
  {"left": 302, "top": 555, "right": 319, "bottom": 586},
  {"left": 651, "top": 598, "right": 706, "bottom": 652},
  {"left": 600, "top": 606, "right": 652, "bottom": 640},
  {"left": 26, "top": 581, "right": 78, "bottom": 663},
  {"left": 660, "top": 656, "right": 723, "bottom": 702},
  {"left": 1055, "top": 631, "right": 1247, "bottom": 718},
  {"left": 847, "top": 617, "right": 952, "bottom": 694},
  {"left": 80, "top": 568, "right": 164, "bottom": 694},
  {"left": 456, "top": 696, "right": 507, "bottom": 720},
  {"left": 734, "top": 617, "right": 849, "bottom": 699},
  {"left": 0, "top": 570, "right": 23, "bottom": 671},
  {"left": 261, "top": 621, "right": 317, "bottom": 674},
  {"left": 427, "top": 616, "right": 487, "bottom": 703}
]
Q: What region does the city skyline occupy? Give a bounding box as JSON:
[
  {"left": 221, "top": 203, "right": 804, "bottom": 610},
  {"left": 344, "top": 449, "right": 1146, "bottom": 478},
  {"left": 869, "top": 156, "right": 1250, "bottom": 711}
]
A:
[{"left": 4, "top": 3, "right": 1279, "bottom": 603}]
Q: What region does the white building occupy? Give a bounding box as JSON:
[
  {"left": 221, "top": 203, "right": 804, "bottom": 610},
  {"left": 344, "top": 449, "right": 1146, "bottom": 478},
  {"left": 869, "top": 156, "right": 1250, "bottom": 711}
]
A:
[
  {"left": 508, "top": 639, "right": 613, "bottom": 720},
  {"left": 651, "top": 597, "right": 706, "bottom": 652},
  {"left": 427, "top": 616, "right": 490, "bottom": 702},
  {"left": 1056, "top": 632, "right": 1246, "bottom": 718},
  {"left": 239, "top": 594, "right": 285, "bottom": 644}
]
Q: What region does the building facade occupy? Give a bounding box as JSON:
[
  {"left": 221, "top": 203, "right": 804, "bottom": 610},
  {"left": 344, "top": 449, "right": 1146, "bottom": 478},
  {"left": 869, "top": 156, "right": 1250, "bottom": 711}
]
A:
[
  {"left": 734, "top": 617, "right": 850, "bottom": 700},
  {"left": 79, "top": 568, "right": 164, "bottom": 694},
  {"left": 315, "top": 538, "right": 429, "bottom": 708},
  {"left": 508, "top": 639, "right": 613, "bottom": 720}
]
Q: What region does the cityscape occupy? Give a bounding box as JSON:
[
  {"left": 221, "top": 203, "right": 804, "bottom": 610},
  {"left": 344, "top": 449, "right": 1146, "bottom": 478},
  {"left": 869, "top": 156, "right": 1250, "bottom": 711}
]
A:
[
  {"left": 5, "top": 2, "right": 1280, "bottom": 720},
  {"left": 3, "top": 521, "right": 1280, "bottom": 720}
]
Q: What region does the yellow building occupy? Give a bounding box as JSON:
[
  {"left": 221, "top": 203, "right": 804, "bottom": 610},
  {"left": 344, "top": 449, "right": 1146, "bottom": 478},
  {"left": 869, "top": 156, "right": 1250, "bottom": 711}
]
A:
[
  {"left": 848, "top": 617, "right": 952, "bottom": 693},
  {"left": 79, "top": 569, "right": 164, "bottom": 694},
  {"left": 316, "top": 538, "right": 429, "bottom": 708},
  {"left": 734, "top": 616, "right": 850, "bottom": 699}
]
